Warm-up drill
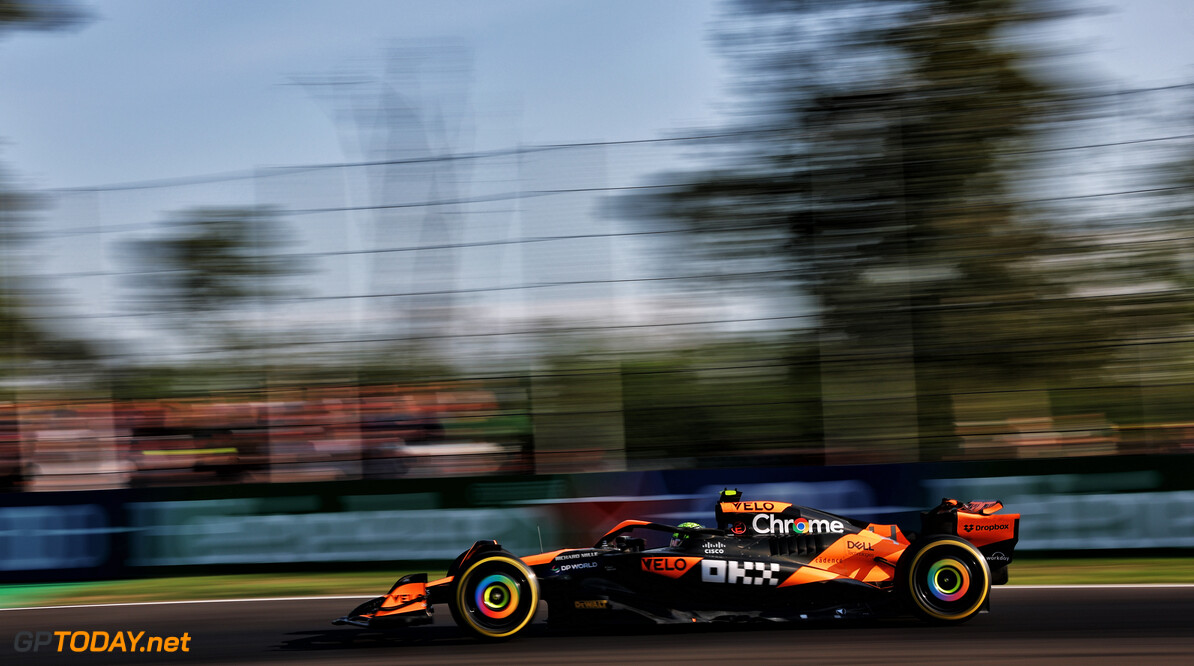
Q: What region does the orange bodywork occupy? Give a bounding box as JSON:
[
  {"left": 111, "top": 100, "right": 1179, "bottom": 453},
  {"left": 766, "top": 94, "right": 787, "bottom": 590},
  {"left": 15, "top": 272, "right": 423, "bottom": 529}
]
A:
[
  {"left": 778, "top": 523, "right": 909, "bottom": 587},
  {"left": 373, "top": 581, "right": 429, "bottom": 618},
  {"left": 806, "top": 525, "right": 908, "bottom": 583},
  {"left": 520, "top": 549, "right": 571, "bottom": 566},
  {"left": 956, "top": 510, "right": 1020, "bottom": 547},
  {"left": 718, "top": 501, "right": 794, "bottom": 514},
  {"left": 778, "top": 565, "right": 844, "bottom": 587},
  {"left": 594, "top": 519, "right": 653, "bottom": 544}
]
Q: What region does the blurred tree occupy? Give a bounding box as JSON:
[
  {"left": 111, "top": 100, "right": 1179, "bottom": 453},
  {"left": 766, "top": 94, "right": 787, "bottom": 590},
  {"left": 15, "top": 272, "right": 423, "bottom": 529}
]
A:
[
  {"left": 620, "top": 335, "right": 823, "bottom": 464},
  {"left": 1077, "top": 89, "right": 1194, "bottom": 430},
  {"left": 0, "top": 1, "right": 95, "bottom": 385},
  {"left": 618, "top": 0, "right": 1120, "bottom": 460},
  {"left": 0, "top": 0, "right": 89, "bottom": 33},
  {"left": 122, "top": 206, "right": 302, "bottom": 357}
]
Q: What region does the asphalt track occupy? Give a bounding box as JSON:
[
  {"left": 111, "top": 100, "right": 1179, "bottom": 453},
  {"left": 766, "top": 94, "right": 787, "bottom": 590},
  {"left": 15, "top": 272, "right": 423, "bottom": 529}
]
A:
[{"left": 2, "top": 586, "right": 1193, "bottom": 665}]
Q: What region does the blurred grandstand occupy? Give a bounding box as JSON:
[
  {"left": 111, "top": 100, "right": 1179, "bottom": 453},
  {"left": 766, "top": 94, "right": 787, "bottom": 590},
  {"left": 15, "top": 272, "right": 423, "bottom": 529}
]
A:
[{"left": 1, "top": 384, "right": 531, "bottom": 491}]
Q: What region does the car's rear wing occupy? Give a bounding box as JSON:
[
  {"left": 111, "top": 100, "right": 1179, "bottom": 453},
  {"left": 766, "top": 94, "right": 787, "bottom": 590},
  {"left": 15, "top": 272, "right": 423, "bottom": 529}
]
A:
[{"left": 921, "top": 498, "right": 1020, "bottom": 584}]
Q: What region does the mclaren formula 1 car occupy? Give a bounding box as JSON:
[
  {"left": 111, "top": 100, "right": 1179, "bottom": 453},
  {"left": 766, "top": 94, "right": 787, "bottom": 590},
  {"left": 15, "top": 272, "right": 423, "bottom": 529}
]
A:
[{"left": 334, "top": 490, "right": 1020, "bottom": 640}]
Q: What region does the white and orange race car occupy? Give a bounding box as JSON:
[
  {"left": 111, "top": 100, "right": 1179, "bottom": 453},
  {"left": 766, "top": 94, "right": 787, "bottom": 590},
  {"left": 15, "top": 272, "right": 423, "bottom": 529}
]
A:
[{"left": 334, "top": 490, "right": 1019, "bottom": 640}]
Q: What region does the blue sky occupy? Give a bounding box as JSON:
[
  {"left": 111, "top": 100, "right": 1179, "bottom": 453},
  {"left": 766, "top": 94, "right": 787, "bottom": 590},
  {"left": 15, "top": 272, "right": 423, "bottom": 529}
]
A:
[
  {"left": 0, "top": 0, "right": 733, "bottom": 358},
  {"left": 0, "top": 0, "right": 728, "bottom": 189},
  {"left": 1, "top": 0, "right": 1191, "bottom": 190}
]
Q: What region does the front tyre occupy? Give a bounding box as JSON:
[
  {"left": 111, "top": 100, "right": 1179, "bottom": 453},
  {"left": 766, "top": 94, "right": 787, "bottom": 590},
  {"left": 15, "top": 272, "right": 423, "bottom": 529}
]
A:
[
  {"left": 897, "top": 535, "right": 991, "bottom": 624},
  {"left": 452, "top": 552, "right": 540, "bottom": 640}
]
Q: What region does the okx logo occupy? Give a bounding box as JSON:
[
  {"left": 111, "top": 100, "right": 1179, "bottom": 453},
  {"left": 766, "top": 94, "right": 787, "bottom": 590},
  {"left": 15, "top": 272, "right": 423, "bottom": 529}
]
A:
[{"left": 701, "top": 560, "right": 781, "bottom": 586}]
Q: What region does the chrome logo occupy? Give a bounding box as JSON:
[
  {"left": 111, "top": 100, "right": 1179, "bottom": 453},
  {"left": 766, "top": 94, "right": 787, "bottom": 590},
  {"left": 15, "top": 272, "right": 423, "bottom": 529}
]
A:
[
  {"left": 750, "top": 514, "right": 846, "bottom": 535},
  {"left": 474, "top": 574, "right": 520, "bottom": 619},
  {"left": 926, "top": 558, "right": 970, "bottom": 602}
]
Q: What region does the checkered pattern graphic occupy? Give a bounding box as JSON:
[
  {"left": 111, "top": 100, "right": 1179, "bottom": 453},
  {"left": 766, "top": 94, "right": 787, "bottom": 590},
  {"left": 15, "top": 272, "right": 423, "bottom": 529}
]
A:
[{"left": 728, "top": 560, "right": 780, "bottom": 586}]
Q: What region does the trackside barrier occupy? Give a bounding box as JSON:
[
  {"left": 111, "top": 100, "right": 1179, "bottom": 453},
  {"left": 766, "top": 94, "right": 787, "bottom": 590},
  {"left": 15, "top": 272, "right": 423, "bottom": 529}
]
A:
[{"left": 1, "top": 455, "right": 1192, "bottom": 581}]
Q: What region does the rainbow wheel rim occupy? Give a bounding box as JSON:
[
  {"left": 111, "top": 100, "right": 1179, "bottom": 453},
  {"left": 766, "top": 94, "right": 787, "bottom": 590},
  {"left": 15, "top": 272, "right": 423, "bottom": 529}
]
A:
[
  {"left": 455, "top": 554, "right": 540, "bottom": 639},
  {"left": 474, "top": 574, "right": 520, "bottom": 620},
  {"left": 926, "top": 558, "right": 970, "bottom": 602},
  {"left": 905, "top": 539, "right": 990, "bottom": 622}
]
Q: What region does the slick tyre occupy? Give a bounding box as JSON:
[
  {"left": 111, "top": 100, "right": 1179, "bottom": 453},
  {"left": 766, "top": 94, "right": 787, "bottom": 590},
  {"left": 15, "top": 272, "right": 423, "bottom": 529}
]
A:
[
  {"left": 897, "top": 535, "right": 991, "bottom": 624},
  {"left": 451, "top": 551, "right": 540, "bottom": 640}
]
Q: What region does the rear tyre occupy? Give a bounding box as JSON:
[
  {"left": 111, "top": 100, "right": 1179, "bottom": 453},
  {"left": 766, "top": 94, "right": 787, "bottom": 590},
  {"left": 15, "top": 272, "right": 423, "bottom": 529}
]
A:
[
  {"left": 897, "top": 535, "right": 991, "bottom": 624},
  {"left": 451, "top": 551, "right": 540, "bottom": 640}
]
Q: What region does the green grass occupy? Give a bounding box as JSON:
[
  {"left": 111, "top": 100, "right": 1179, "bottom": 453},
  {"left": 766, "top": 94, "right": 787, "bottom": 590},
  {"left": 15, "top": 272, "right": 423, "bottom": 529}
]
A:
[
  {"left": 2, "top": 558, "right": 1190, "bottom": 610},
  {"left": 1008, "top": 558, "right": 1194, "bottom": 585},
  {"left": 0, "top": 570, "right": 444, "bottom": 609}
]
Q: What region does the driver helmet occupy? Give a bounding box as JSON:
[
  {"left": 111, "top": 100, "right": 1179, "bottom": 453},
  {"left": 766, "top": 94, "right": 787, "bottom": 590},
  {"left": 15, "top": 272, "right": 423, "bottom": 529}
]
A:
[{"left": 670, "top": 521, "right": 704, "bottom": 548}]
